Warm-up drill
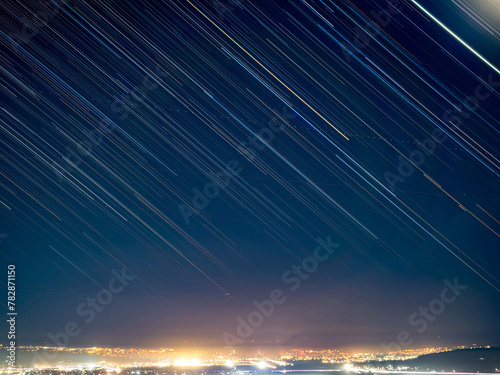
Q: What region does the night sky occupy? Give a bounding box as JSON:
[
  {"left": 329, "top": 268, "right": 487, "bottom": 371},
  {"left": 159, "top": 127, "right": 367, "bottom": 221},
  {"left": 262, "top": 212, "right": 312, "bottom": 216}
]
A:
[{"left": 1, "top": 0, "right": 500, "bottom": 351}]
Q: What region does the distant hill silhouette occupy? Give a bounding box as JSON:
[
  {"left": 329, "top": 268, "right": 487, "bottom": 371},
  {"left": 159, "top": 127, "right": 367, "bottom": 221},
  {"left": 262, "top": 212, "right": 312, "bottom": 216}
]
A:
[{"left": 366, "top": 348, "right": 500, "bottom": 373}]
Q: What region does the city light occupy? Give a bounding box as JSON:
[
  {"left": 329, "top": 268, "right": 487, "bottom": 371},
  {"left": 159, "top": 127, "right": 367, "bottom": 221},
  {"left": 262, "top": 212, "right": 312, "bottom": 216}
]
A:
[
  {"left": 257, "top": 361, "right": 268, "bottom": 369},
  {"left": 173, "top": 358, "right": 202, "bottom": 367},
  {"left": 344, "top": 363, "right": 354, "bottom": 371}
]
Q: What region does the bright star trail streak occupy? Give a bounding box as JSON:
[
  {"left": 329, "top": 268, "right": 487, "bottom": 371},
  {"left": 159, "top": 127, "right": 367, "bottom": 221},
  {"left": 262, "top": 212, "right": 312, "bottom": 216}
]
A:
[{"left": 409, "top": 0, "right": 500, "bottom": 76}]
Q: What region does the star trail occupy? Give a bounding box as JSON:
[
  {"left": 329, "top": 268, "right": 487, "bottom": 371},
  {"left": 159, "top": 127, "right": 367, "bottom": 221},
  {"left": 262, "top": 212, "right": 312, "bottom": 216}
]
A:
[{"left": 0, "top": 0, "right": 499, "bottom": 350}]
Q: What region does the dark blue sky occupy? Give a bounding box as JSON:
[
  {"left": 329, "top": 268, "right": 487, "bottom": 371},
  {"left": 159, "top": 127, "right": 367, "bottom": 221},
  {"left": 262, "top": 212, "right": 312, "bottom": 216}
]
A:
[{"left": 0, "top": 0, "right": 499, "bottom": 351}]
